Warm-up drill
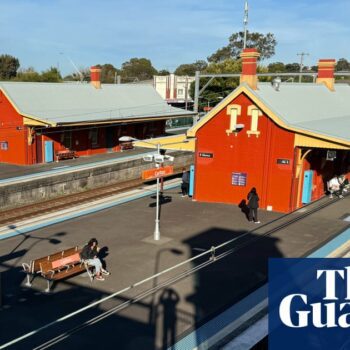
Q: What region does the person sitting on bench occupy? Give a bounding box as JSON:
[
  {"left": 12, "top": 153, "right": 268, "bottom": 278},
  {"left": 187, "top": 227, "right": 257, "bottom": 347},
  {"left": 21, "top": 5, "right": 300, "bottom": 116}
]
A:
[{"left": 80, "top": 238, "right": 110, "bottom": 281}]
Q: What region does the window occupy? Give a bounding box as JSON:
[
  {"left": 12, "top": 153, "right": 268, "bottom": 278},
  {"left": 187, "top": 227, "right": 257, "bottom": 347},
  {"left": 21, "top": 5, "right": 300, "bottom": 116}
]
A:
[
  {"left": 0, "top": 141, "right": 8, "bottom": 150},
  {"left": 178, "top": 89, "right": 184, "bottom": 96},
  {"left": 226, "top": 104, "right": 241, "bottom": 135},
  {"left": 63, "top": 132, "right": 72, "bottom": 149},
  {"left": 91, "top": 128, "right": 98, "bottom": 146},
  {"left": 247, "top": 105, "right": 262, "bottom": 136}
]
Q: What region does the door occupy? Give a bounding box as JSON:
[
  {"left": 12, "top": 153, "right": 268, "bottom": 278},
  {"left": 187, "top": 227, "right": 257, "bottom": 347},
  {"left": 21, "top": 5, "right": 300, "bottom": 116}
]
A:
[
  {"left": 106, "top": 127, "right": 115, "bottom": 152},
  {"left": 189, "top": 165, "right": 195, "bottom": 197},
  {"left": 44, "top": 141, "right": 54, "bottom": 163},
  {"left": 302, "top": 170, "right": 314, "bottom": 204}
]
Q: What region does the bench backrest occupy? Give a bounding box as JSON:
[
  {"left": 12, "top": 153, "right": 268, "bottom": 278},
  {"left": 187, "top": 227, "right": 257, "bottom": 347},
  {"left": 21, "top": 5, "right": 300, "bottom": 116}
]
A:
[
  {"left": 31, "top": 247, "right": 80, "bottom": 273},
  {"left": 51, "top": 253, "right": 81, "bottom": 269},
  {"left": 40, "top": 252, "right": 81, "bottom": 274}
]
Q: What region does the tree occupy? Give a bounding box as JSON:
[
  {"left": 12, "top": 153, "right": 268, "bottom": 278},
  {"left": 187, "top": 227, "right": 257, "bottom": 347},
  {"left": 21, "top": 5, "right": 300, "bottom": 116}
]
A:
[
  {"left": 14, "top": 67, "right": 41, "bottom": 82},
  {"left": 157, "top": 69, "right": 170, "bottom": 76},
  {"left": 285, "top": 63, "right": 300, "bottom": 72},
  {"left": 41, "top": 67, "right": 62, "bottom": 82},
  {"left": 268, "top": 62, "right": 286, "bottom": 73},
  {"left": 0, "top": 54, "right": 20, "bottom": 80},
  {"left": 174, "top": 60, "right": 208, "bottom": 76},
  {"left": 98, "top": 63, "right": 119, "bottom": 83},
  {"left": 336, "top": 58, "right": 350, "bottom": 71},
  {"left": 121, "top": 58, "right": 157, "bottom": 81},
  {"left": 207, "top": 47, "right": 232, "bottom": 63},
  {"left": 208, "top": 31, "right": 277, "bottom": 62}
]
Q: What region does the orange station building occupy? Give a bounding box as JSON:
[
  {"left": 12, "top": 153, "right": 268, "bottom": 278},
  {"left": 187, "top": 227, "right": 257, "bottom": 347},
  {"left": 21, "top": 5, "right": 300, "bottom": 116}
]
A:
[
  {"left": 187, "top": 49, "right": 350, "bottom": 213},
  {"left": 0, "top": 67, "right": 193, "bottom": 165}
]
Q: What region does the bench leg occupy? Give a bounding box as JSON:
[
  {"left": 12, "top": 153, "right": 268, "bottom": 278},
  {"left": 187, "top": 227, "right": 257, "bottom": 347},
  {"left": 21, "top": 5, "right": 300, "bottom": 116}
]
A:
[
  {"left": 25, "top": 274, "right": 32, "bottom": 287},
  {"left": 45, "top": 280, "right": 52, "bottom": 293}
]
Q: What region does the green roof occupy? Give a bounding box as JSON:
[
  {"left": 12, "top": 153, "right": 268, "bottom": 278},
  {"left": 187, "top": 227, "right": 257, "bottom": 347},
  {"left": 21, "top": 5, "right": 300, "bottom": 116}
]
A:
[
  {"left": 0, "top": 82, "right": 194, "bottom": 125},
  {"left": 249, "top": 82, "right": 350, "bottom": 143}
]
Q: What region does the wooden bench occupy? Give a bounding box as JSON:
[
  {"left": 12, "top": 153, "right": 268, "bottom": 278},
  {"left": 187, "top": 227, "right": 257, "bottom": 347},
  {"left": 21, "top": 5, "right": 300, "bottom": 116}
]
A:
[
  {"left": 120, "top": 141, "right": 134, "bottom": 151},
  {"left": 55, "top": 150, "right": 79, "bottom": 162},
  {"left": 22, "top": 246, "right": 92, "bottom": 292}
]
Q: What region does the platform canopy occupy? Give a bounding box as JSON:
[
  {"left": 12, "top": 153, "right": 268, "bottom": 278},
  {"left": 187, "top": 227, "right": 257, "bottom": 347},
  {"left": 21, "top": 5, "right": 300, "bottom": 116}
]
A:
[{"left": 0, "top": 82, "right": 195, "bottom": 127}]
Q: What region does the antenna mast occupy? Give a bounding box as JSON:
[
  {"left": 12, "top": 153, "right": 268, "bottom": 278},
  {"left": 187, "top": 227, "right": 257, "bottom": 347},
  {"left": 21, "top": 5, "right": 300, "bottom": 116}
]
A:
[
  {"left": 243, "top": 1, "right": 249, "bottom": 49},
  {"left": 60, "top": 52, "right": 84, "bottom": 82}
]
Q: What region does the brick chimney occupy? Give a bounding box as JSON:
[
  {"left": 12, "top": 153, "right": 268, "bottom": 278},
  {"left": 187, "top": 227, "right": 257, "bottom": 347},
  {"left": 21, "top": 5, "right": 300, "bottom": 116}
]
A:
[
  {"left": 316, "top": 59, "right": 336, "bottom": 91},
  {"left": 240, "top": 48, "right": 260, "bottom": 90},
  {"left": 90, "top": 66, "right": 102, "bottom": 89}
]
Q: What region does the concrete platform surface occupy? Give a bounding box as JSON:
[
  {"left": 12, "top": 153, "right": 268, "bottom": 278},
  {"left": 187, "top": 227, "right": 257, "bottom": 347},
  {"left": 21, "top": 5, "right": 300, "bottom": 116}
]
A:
[{"left": 0, "top": 191, "right": 349, "bottom": 349}]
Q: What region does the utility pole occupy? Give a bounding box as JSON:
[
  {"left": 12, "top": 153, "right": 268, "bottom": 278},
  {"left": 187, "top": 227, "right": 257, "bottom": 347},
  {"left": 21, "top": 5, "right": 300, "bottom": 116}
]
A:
[
  {"left": 193, "top": 71, "right": 200, "bottom": 125},
  {"left": 297, "top": 52, "right": 309, "bottom": 83},
  {"left": 184, "top": 76, "right": 188, "bottom": 110},
  {"left": 243, "top": 0, "right": 249, "bottom": 49}
]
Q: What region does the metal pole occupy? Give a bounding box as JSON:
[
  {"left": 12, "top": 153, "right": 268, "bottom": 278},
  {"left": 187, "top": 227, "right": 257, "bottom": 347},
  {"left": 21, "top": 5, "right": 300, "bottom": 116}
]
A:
[
  {"left": 243, "top": 1, "right": 249, "bottom": 49},
  {"left": 154, "top": 143, "right": 161, "bottom": 240},
  {"left": 193, "top": 71, "right": 200, "bottom": 125}
]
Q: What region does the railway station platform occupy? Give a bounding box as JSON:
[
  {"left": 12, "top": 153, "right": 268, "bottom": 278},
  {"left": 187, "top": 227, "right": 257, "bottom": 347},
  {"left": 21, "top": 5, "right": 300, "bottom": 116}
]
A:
[
  {"left": 0, "top": 147, "right": 193, "bottom": 210},
  {"left": 0, "top": 182, "right": 349, "bottom": 349}
]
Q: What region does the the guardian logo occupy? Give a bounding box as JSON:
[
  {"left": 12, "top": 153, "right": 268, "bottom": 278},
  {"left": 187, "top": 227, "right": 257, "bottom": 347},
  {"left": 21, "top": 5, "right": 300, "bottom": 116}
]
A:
[
  {"left": 279, "top": 267, "right": 350, "bottom": 328},
  {"left": 269, "top": 258, "right": 350, "bottom": 350}
]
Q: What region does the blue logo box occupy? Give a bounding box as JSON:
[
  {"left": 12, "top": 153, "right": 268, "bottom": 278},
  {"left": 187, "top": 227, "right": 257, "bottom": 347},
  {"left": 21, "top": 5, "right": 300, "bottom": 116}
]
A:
[{"left": 269, "top": 258, "right": 350, "bottom": 350}]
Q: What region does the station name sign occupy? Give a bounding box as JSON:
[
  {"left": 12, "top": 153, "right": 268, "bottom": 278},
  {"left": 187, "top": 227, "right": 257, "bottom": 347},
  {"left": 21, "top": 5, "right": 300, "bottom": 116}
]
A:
[
  {"left": 199, "top": 152, "right": 213, "bottom": 158},
  {"left": 142, "top": 166, "right": 174, "bottom": 180},
  {"left": 277, "top": 159, "right": 290, "bottom": 165}
]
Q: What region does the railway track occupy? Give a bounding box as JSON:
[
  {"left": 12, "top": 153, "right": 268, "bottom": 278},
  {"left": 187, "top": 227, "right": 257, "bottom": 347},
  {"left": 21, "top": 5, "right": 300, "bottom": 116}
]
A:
[{"left": 0, "top": 173, "right": 182, "bottom": 227}]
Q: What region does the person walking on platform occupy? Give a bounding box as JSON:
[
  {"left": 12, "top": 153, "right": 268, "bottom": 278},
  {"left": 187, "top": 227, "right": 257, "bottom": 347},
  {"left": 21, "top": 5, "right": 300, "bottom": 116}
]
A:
[
  {"left": 181, "top": 168, "right": 189, "bottom": 197},
  {"left": 80, "top": 238, "right": 110, "bottom": 281},
  {"left": 247, "top": 187, "right": 260, "bottom": 224}
]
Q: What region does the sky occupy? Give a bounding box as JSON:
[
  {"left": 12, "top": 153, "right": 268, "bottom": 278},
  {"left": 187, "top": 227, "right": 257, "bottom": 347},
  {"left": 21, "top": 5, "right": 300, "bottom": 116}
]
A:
[{"left": 0, "top": 0, "right": 349, "bottom": 76}]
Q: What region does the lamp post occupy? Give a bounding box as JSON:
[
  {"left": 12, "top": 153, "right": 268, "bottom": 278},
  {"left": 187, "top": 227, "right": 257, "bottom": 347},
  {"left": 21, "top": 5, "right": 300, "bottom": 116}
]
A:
[{"left": 119, "top": 136, "right": 188, "bottom": 241}]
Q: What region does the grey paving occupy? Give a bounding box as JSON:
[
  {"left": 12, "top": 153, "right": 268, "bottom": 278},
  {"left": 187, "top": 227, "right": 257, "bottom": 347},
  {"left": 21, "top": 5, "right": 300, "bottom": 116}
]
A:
[{"left": 0, "top": 191, "right": 349, "bottom": 349}]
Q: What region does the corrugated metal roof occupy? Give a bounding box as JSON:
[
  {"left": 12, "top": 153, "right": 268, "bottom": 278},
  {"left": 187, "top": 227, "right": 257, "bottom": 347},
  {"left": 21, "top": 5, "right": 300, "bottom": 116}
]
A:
[
  {"left": 0, "top": 82, "right": 194, "bottom": 125},
  {"left": 250, "top": 82, "right": 350, "bottom": 142}
]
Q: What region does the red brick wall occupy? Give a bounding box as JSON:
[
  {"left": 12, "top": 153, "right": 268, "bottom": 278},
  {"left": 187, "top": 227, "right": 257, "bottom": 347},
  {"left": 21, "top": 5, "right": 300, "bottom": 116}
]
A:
[{"left": 0, "top": 91, "right": 28, "bottom": 165}]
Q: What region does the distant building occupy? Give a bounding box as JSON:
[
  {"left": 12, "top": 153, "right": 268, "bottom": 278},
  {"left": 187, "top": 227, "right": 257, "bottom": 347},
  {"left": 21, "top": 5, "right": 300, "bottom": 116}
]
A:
[
  {"left": 153, "top": 74, "right": 195, "bottom": 108},
  {"left": 0, "top": 67, "right": 194, "bottom": 165}
]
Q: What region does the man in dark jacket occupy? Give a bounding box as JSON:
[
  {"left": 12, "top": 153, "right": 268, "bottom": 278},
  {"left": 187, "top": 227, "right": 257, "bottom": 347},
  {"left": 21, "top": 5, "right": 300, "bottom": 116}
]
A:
[
  {"left": 80, "top": 238, "right": 110, "bottom": 281},
  {"left": 247, "top": 187, "right": 260, "bottom": 224}
]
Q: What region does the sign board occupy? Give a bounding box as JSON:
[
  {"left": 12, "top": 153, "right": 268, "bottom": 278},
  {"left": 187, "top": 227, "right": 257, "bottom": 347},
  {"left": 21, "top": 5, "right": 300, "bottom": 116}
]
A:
[
  {"left": 277, "top": 159, "right": 290, "bottom": 165},
  {"left": 199, "top": 152, "right": 214, "bottom": 158},
  {"left": 142, "top": 166, "right": 174, "bottom": 180},
  {"left": 232, "top": 172, "right": 247, "bottom": 186},
  {"left": 326, "top": 150, "right": 336, "bottom": 160},
  {"left": 0, "top": 141, "right": 8, "bottom": 150}
]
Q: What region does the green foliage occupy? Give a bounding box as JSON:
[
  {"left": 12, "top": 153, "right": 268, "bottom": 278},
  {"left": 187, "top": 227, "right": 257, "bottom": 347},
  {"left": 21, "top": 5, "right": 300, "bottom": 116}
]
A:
[
  {"left": 41, "top": 67, "right": 62, "bottom": 82},
  {"left": 14, "top": 67, "right": 41, "bottom": 82},
  {"left": 99, "top": 63, "right": 119, "bottom": 83},
  {"left": 336, "top": 58, "right": 350, "bottom": 71},
  {"left": 268, "top": 62, "right": 286, "bottom": 73},
  {"left": 121, "top": 58, "right": 157, "bottom": 81},
  {"left": 14, "top": 67, "right": 62, "bottom": 82},
  {"left": 285, "top": 63, "right": 300, "bottom": 72},
  {"left": 174, "top": 60, "right": 208, "bottom": 76},
  {"left": 0, "top": 54, "right": 20, "bottom": 80},
  {"left": 157, "top": 69, "right": 170, "bottom": 76},
  {"left": 208, "top": 31, "right": 277, "bottom": 63}
]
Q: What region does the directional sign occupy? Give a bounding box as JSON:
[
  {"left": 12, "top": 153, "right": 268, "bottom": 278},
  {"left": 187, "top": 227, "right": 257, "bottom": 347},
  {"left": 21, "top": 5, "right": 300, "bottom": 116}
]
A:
[{"left": 142, "top": 166, "right": 174, "bottom": 180}]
